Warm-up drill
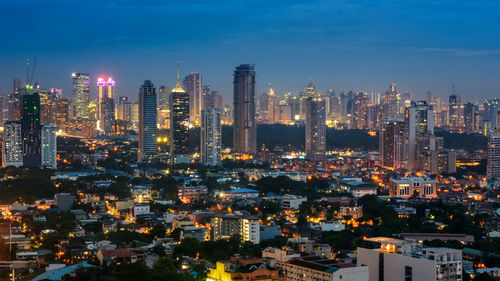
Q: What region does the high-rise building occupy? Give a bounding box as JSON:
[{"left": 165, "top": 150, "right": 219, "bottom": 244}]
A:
[
  {"left": 117, "top": 96, "right": 132, "bottom": 123},
  {"left": 170, "top": 69, "right": 190, "bottom": 163},
  {"left": 183, "top": 73, "right": 202, "bottom": 125},
  {"left": 353, "top": 92, "right": 369, "bottom": 129},
  {"left": 305, "top": 97, "right": 326, "bottom": 161},
  {"left": 448, "top": 94, "right": 462, "bottom": 133},
  {"left": 201, "top": 108, "right": 221, "bottom": 166},
  {"left": 37, "top": 88, "right": 60, "bottom": 125},
  {"left": 138, "top": 80, "right": 158, "bottom": 163},
  {"left": 2, "top": 121, "right": 23, "bottom": 167},
  {"left": 97, "top": 76, "right": 115, "bottom": 135},
  {"left": 8, "top": 79, "right": 24, "bottom": 121},
  {"left": 211, "top": 214, "right": 260, "bottom": 244},
  {"left": 483, "top": 98, "right": 500, "bottom": 133},
  {"left": 41, "top": 124, "right": 57, "bottom": 169},
  {"left": 56, "top": 98, "right": 70, "bottom": 132},
  {"left": 405, "top": 101, "right": 434, "bottom": 171},
  {"left": 204, "top": 90, "right": 223, "bottom": 111},
  {"left": 267, "top": 88, "right": 279, "bottom": 124},
  {"left": 463, "top": 102, "right": 475, "bottom": 133},
  {"left": 382, "top": 83, "right": 400, "bottom": 121},
  {"left": 233, "top": 64, "right": 256, "bottom": 155},
  {"left": 72, "top": 73, "right": 90, "bottom": 119},
  {"left": 21, "top": 93, "right": 41, "bottom": 168},
  {"left": 380, "top": 120, "right": 406, "bottom": 169},
  {"left": 158, "top": 85, "right": 170, "bottom": 111},
  {"left": 487, "top": 132, "right": 500, "bottom": 179}
]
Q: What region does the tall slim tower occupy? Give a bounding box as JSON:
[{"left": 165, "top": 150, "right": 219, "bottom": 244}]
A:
[
  {"left": 201, "top": 108, "right": 222, "bottom": 166},
  {"left": 158, "top": 85, "right": 170, "bottom": 111},
  {"left": 21, "top": 93, "right": 42, "bottom": 168},
  {"left": 305, "top": 97, "right": 326, "bottom": 161},
  {"left": 72, "top": 73, "right": 90, "bottom": 119},
  {"left": 449, "top": 93, "right": 462, "bottom": 133},
  {"left": 41, "top": 124, "right": 57, "bottom": 169},
  {"left": 8, "top": 79, "right": 24, "bottom": 121},
  {"left": 405, "top": 101, "right": 434, "bottom": 171},
  {"left": 380, "top": 120, "right": 406, "bottom": 169},
  {"left": 487, "top": 132, "right": 500, "bottom": 179},
  {"left": 170, "top": 66, "right": 190, "bottom": 163},
  {"left": 233, "top": 64, "right": 256, "bottom": 155},
  {"left": 138, "top": 80, "right": 158, "bottom": 163},
  {"left": 183, "top": 73, "right": 202, "bottom": 125},
  {"left": 97, "top": 76, "right": 115, "bottom": 135},
  {"left": 2, "top": 121, "right": 23, "bottom": 167}
]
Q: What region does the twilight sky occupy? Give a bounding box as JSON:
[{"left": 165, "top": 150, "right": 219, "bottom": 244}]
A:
[{"left": 1, "top": 0, "right": 499, "bottom": 103}]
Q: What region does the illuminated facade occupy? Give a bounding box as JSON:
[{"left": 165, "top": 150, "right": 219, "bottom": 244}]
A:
[
  {"left": 380, "top": 120, "right": 406, "bottom": 169},
  {"left": 201, "top": 108, "right": 221, "bottom": 166},
  {"left": 56, "top": 98, "right": 70, "bottom": 132},
  {"left": 183, "top": 73, "right": 202, "bottom": 125},
  {"left": 8, "top": 79, "right": 24, "bottom": 121},
  {"left": 2, "top": 121, "right": 23, "bottom": 167},
  {"left": 233, "top": 64, "right": 256, "bottom": 155},
  {"left": 138, "top": 80, "right": 158, "bottom": 162},
  {"left": 207, "top": 261, "right": 281, "bottom": 281},
  {"left": 21, "top": 93, "right": 42, "bottom": 168},
  {"left": 170, "top": 70, "right": 190, "bottom": 163},
  {"left": 41, "top": 124, "right": 57, "bottom": 169},
  {"left": 211, "top": 214, "right": 260, "bottom": 244},
  {"left": 487, "top": 132, "right": 500, "bottom": 179},
  {"left": 97, "top": 76, "right": 115, "bottom": 135},
  {"left": 448, "top": 94, "right": 462, "bottom": 133},
  {"left": 405, "top": 101, "right": 434, "bottom": 171},
  {"left": 389, "top": 177, "right": 437, "bottom": 199},
  {"left": 72, "top": 73, "right": 90, "bottom": 119},
  {"left": 305, "top": 97, "right": 326, "bottom": 161}
]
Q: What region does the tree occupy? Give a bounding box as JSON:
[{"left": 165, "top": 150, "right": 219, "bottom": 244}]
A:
[{"left": 174, "top": 237, "right": 202, "bottom": 258}]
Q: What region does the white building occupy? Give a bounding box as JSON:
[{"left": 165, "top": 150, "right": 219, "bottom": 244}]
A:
[
  {"left": 262, "top": 247, "right": 300, "bottom": 265},
  {"left": 487, "top": 133, "right": 500, "bottom": 179},
  {"left": 211, "top": 213, "right": 260, "bottom": 244},
  {"left": 285, "top": 256, "right": 368, "bottom": 281},
  {"left": 281, "top": 194, "right": 307, "bottom": 210},
  {"left": 41, "top": 124, "right": 57, "bottom": 169},
  {"left": 390, "top": 177, "right": 438, "bottom": 199},
  {"left": 131, "top": 204, "right": 150, "bottom": 218},
  {"left": 201, "top": 108, "right": 221, "bottom": 166},
  {"left": 2, "top": 121, "right": 23, "bottom": 167},
  {"left": 357, "top": 237, "right": 462, "bottom": 281}
]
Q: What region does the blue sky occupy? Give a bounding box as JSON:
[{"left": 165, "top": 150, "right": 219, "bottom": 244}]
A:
[{"left": 1, "top": 0, "right": 499, "bottom": 102}]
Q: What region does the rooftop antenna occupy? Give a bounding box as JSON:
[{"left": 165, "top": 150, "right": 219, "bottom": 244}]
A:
[{"left": 176, "top": 60, "right": 180, "bottom": 88}]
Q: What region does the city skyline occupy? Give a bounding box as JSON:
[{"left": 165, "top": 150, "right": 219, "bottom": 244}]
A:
[{"left": 1, "top": 1, "right": 500, "bottom": 101}]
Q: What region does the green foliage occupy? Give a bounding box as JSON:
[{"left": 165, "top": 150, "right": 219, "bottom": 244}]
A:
[
  {"left": 0, "top": 168, "right": 55, "bottom": 204},
  {"left": 106, "top": 230, "right": 152, "bottom": 247},
  {"left": 153, "top": 176, "right": 182, "bottom": 199}
]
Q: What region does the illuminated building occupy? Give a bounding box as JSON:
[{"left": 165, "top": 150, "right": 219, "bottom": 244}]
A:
[
  {"left": 207, "top": 261, "right": 281, "bottom": 281},
  {"left": 449, "top": 93, "right": 462, "bottom": 133},
  {"left": 2, "top": 121, "right": 23, "bottom": 167},
  {"left": 56, "top": 98, "right": 70, "bottom": 132},
  {"left": 267, "top": 88, "right": 279, "bottom": 123},
  {"left": 483, "top": 98, "right": 500, "bottom": 133},
  {"left": 305, "top": 97, "right": 326, "bottom": 161},
  {"left": 21, "top": 93, "right": 41, "bottom": 168},
  {"left": 211, "top": 213, "right": 260, "bottom": 244},
  {"left": 353, "top": 92, "right": 369, "bottom": 129},
  {"left": 380, "top": 120, "right": 405, "bottom": 169},
  {"left": 72, "top": 73, "right": 90, "bottom": 119},
  {"left": 111, "top": 120, "right": 128, "bottom": 136},
  {"left": 117, "top": 96, "right": 132, "bottom": 123},
  {"left": 8, "top": 79, "right": 24, "bottom": 121},
  {"left": 233, "top": 64, "right": 256, "bottom": 155},
  {"left": 204, "top": 87, "right": 223, "bottom": 111},
  {"left": 487, "top": 132, "right": 500, "bottom": 179},
  {"left": 389, "top": 177, "right": 437, "bottom": 199},
  {"left": 138, "top": 80, "right": 158, "bottom": 162},
  {"left": 37, "top": 88, "right": 60, "bottom": 125},
  {"left": 183, "top": 72, "right": 202, "bottom": 125},
  {"left": 405, "top": 101, "right": 434, "bottom": 171},
  {"left": 358, "top": 237, "right": 462, "bottom": 281},
  {"left": 170, "top": 68, "right": 190, "bottom": 163},
  {"left": 463, "top": 102, "right": 475, "bottom": 133},
  {"left": 201, "top": 108, "right": 221, "bottom": 166},
  {"left": 97, "top": 76, "right": 115, "bottom": 135},
  {"left": 41, "top": 124, "right": 57, "bottom": 169},
  {"left": 382, "top": 83, "right": 401, "bottom": 121},
  {"left": 158, "top": 85, "right": 170, "bottom": 111},
  {"left": 285, "top": 256, "right": 368, "bottom": 281}
]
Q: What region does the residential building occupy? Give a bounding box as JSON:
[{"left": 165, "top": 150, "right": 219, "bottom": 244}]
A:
[
  {"left": 2, "top": 121, "right": 23, "bottom": 167},
  {"left": 285, "top": 256, "right": 369, "bottom": 281},
  {"left": 138, "top": 80, "right": 158, "bottom": 162},
  {"left": 211, "top": 213, "right": 260, "bottom": 244},
  {"left": 41, "top": 124, "right": 57, "bottom": 169},
  {"left": 233, "top": 64, "right": 256, "bottom": 155},
  {"left": 201, "top": 108, "right": 222, "bottom": 166}
]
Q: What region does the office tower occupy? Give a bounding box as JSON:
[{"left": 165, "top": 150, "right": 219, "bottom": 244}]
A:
[
  {"left": 211, "top": 214, "right": 260, "bottom": 244},
  {"left": 201, "top": 108, "right": 221, "bottom": 166},
  {"left": 21, "top": 93, "right": 41, "bottom": 168},
  {"left": 358, "top": 237, "right": 462, "bottom": 281},
  {"left": 2, "top": 121, "right": 23, "bottom": 167},
  {"left": 353, "top": 92, "right": 369, "bottom": 129},
  {"left": 117, "top": 96, "right": 132, "bottom": 123},
  {"left": 305, "top": 97, "right": 326, "bottom": 161},
  {"left": 41, "top": 124, "right": 57, "bottom": 169},
  {"left": 405, "top": 101, "right": 434, "bottom": 171},
  {"left": 379, "top": 120, "right": 405, "bottom": 169},
  {"left": 266, "top": 88, "right": 279, "bottom": 124},
  {"left": 221, "top": 104, "right": 233, "bottom": 125},
  {"left": 72, "top": 73, "right": 90, "bottom": 119},
  {"left": 0, "top": 95, "right": 6, "bottom": 124},
  {"left": 158, "top": 85, "right": 170, "bottom": 111},
  {"left": 483, "top": 98, "right": 500, "bottom": 133},
  {"left": 463, "top": 102, "right": 475, "bottom": 133},
  {"left": 448, "top": 93, "right": 462, "bottom": 132},
  {"left": 37, "top": 88, "right": 60, "bottom": 125},
  {"left": 382, "top": 83, "right": 400, "bottom": 121},
  {"left": 233, "top": 64, "right": 256, "bottom": 155},
  {"left": 138, "top": 80, "right": 158, "bottom": 163},
  {"left": 97, "top": 76, "right": 115, "bottom": 135},
  {"left": 204, "top": 89, "right": 223, "bottom": 111},
  {"left": 339, "top": 91, "right": 355, "bottom": 128},
  {"left": 183, "top": 73, "right": 202, "bottom": 125},
  {"left": 487, "top": 132, "right": 500, "bottom": 179},
  {"left": 8, "top": 79, "right": 24, "bottom": 121},
  {"left": 170, "top": 70, "right": 190, "bottom": 163},
  {"left": 56, "top": 98, "right": 70, "bottom": 132}
]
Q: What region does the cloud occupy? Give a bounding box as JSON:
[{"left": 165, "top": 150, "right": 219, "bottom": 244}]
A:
[{"left": 417, "top": 48, "right": 500, "bottom": 56}]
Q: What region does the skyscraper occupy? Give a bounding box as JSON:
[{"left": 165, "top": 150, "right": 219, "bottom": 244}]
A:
[
  {"left": 2, "top": 121, "right": 23, "bottom": 167},
  {"left": 97, "top": 76, "right": 115, "bottom": 135},
  {"left": 305, "top": 97, "right": 326, "bottom": 161},
  {"left": 138, "top": 80, "right": 158, "bottom": 163},
  {"left": 448, "top": 93, "right": 462, "bottom": 133},
  {"left": 8, "top": 79, "right": 24, "bottom": 121},
  {"left": 463, "top": 102, "right": 475, "bottom": 133},
  {"left": 117, "top": 96, "right": 132, "bottom": 123},
  {"left": 158, "top": 85, "right": 170, "bottom": 111},
  {"left": 72, "top": 73, "right": 90, "bottom": 119},
  {"left": 170, "top": 69, "right": 190, "bottom": 163},
  {"left": 487, "top": 132, "right": 500, "bottom": 179},
  {"left": 233, "top": 64, "right": 256, "bottom": 155},
  {"left": 353, "top": 92, "right": 369, "bottom": 129},
  {"left": 183, "top": 73, "right": 202, "bottom": 125},
  {"left": 405, "top": 101, "right": 434, "bottom": 171},
  {"left": 382, "top": 83, "right": 400, "bottom": 121},
  {"left": 21, "top": 93, "right": 41, "bottom": 168},
  {"left": 41, "top": 124, "right": 57, "bottom": 169},
  {"left": 380, "top": 120, "right": 406, "bottom": 169},
  {"left": 201, "top": 108, "right": 222, "bottom": 166}
]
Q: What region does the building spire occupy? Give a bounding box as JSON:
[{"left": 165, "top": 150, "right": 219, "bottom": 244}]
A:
[{"left": 172, "top": 60, "right": 185, "bottom": 93}]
